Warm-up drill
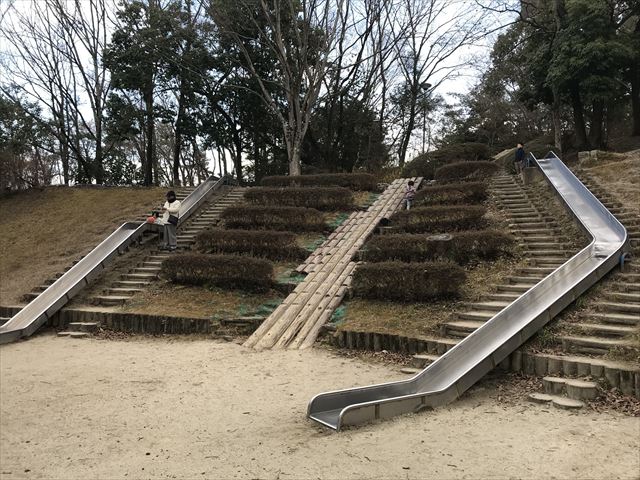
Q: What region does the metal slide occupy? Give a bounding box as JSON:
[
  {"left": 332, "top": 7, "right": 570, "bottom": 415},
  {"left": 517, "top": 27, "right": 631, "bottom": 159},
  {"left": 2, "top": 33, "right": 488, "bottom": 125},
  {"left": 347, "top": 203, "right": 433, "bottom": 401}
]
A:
[
  {"left": 0, "top": 175, "right": 226, "bottom": 345},
  {"left": 308, "top": 152, "right": 629, "bottom": 431}
]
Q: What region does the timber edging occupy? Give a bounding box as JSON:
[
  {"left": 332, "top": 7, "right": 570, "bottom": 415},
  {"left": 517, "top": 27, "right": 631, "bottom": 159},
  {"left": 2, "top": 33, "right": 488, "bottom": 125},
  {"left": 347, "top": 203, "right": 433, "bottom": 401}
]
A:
[
  {"left": 331, "top": 329, "right": 640, "bottom": 398},
  {"left": 0, "top": 305, "right": 256, "bottom": 336}
]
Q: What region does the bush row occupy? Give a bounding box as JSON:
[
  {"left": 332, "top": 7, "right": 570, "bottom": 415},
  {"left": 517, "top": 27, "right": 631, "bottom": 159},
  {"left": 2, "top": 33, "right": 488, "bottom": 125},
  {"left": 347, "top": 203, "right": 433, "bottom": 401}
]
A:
[
  {"left": 434, "top": 161, "right": 498, "bottom": 183},
  {"left": 413, "top": 181, "right": 487, "bottom": 206},
  {"left": 389, "top": 205, "right": 486, "bottom": 233},
  {"left": 161, "top": 253, "right": 273, "bottom": 292},
  {"left": 244, "top": 187, "right": 354, "bottom": 211},
  {"left": 363, "top": 230, "right": 514, "bottom": 264},
  {"left": 195, "top": 229, "right": 308, "bottom": 261},
  {"left": 260, "top": 173, "right": 378, "bottom": 191},
  {"left": 352, "top": 261, "right": 465, "bottom": 302},
  {"left": 400, "top": 143, "right": 491, "bottom": 180},
  {"left": 221, "top": 206, "right": 326, "bottom": 232}
]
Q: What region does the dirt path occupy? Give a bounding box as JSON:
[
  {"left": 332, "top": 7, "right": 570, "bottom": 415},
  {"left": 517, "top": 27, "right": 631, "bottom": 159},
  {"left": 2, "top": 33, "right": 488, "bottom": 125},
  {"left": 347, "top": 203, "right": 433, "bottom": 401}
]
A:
[{"left": 1, "top": 335, "right": 638, "bottom": 480}]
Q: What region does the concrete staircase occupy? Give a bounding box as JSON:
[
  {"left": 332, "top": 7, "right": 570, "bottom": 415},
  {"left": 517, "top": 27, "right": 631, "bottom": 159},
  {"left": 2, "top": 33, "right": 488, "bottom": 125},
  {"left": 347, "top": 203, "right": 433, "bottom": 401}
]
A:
[
  {"left": 88, "top": 187, "right": 246, "bottom": 308},
  {"left": 54, "top": 186, "right": 246, "bottom": 337},
  {"left": 528, "top": 376, "right": 599, "bottom": 409},
  {"left": 440, "top": 174, "right": 581, "bottom": 339}
]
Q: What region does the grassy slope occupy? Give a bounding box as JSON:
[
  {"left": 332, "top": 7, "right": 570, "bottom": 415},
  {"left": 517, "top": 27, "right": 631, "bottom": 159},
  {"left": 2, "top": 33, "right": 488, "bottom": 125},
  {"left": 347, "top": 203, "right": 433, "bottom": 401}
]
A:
[{"left": 0, "top": 186, "right": 164, "bottom": 304}]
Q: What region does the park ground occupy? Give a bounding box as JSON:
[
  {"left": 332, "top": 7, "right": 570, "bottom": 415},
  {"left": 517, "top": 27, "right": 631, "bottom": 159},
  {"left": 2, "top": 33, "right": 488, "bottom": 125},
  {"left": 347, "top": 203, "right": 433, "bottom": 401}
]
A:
[{"left": 1, "top": 334, "right": 639, "bottom": 480}]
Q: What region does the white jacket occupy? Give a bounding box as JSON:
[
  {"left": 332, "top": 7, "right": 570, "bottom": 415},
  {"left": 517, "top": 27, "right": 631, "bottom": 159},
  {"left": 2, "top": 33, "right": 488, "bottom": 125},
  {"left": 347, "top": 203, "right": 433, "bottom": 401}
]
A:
[{"left": 159, "top": 200, "right": 181, "bottom": 225}]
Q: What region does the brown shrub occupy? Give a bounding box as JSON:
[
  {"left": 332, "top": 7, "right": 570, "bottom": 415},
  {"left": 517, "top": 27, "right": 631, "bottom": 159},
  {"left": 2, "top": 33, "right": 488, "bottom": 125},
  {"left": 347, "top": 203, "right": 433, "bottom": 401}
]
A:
[
  {"left": 352, "top": 261, "right": 465, "bottom": 301},
  {"left": 390, "top": 205, "right": 487, "bottom": 233},
  {"left": 260, "top": 173, "right": 378, "bottom": 190},
  {"left": 195, "top": 229, "right": 308, "bottom": 261},
  {"left": 244, "top": 187, "right": 354, "bottom": 210},
  {"left": 434, "top": 161, "right": 499, "bottom": 183},
  {"left": 220, "top": 206, "right": 326, "bottom": 232},
  {"left": 161, "top": 253, "right": 273, "bottom": 292},
  {"left": 414, "top": 182, "right": 487, "bottom": 206},
  {"left": 363, "top": 230, "right": 514, "bottom": 264}
]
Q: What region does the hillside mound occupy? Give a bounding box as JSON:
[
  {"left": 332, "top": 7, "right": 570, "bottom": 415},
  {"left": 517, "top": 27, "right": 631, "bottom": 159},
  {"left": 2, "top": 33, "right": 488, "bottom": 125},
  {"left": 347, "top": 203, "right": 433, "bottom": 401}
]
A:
[{"left": 0, "top": 186, "right": 164, "bottom": 303}]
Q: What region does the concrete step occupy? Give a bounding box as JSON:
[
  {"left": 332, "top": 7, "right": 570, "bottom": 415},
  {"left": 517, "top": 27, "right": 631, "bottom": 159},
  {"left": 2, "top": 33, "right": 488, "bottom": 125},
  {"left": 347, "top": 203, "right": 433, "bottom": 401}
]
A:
[
  {"left": 513, "top": 228, "right": 563, "bottom": 237},
  {"left": 122, "top": 272, "right": 158, "bottom": 281},
  {"left": 527, "top": 249, "right": 572, "bottom": 257},
  {"left": 587, "top": 312, "right": 640, "bottom": 326},
  {"left": 464, "top": 301, "right": 510, "bottom": 313},
  {"left": 519, "top": 242, "right": 568, "bottom": 250},
  {"left": 574, "top": 323, "right": 637, "bottom": 337},
  {"left": 107, "top": 287, "right": 145, "bottom": 295},
  {"left": 66, "top": 322, "right": 100, "bottom": 333},
  {"left": 528, "top": 392, "right": 585, "bottom": 409},
  {"left": 57, "top": 331, "right": 91, "bottom": 339},
  {"left": 615, "top": 282, "right": 640, "bottom": 292},
  {"left": 604, "top": 291, "right": 640, "bottom": 303},
  {"left": 142, "top": 261, "right": 163, "bottom": 267},
  {"left": 509, "top": 216, "right": 553, "bottom": 224},
  {"left": 509, "top": 222, "right": 557, "bottom": 229},
  {"left": 517, "top": 266, "right": 557, "bottom": 275},
  {"left": 496, "top": 283, "right": 533, "bottom": 293},
  {"left": 411, "top": 353, "right": 441, "bottom": 369},
  {"left": 506, "top": 275, "right": 545, "bottom": 283},
  {"left": 457, "top": 310, "right": 494, "bottom": 322},
  {"left": 597, "top": 302, "right": 640, "bottom": 314},
  {"left": 532, "top": 258, "right": 566, "bottom": 266},
  {"left": 93, "top": 295, "right": 132, "bottom": 306},
  {"left": 0, "top": 317, "right": 11, "bottom": 326},
  {"left": 132, "top": 267, "right": 161, "bottom": 273},
  {"left": 113, "top": 280, "right": 151, "bottom": 288},
  {"left": 541, "top": 377, "right": 598, "bottom": 400},
  {"left": 441, "top": 320, "right": 483, "bottom": 337},
  {"left": 486, "top": 292, "right": 521, "bottom": 302},
  {"left": 561, "top": 335, "right": 634, "bottom": 355}
]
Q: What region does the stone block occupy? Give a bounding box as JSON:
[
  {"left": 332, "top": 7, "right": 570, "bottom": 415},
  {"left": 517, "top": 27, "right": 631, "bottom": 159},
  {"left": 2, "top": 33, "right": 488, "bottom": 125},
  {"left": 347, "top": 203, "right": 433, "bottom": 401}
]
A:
[
  {"left": 547, "top": 357, "right": 563, "bottom": 375},
  {"left": 510, "top": 351, "right": 522, "bottom": 372},
  {"left": 619, "top": 370, "right": 634, "bottom": 396},
  {"left": 604, "top": 366, "right": 620, "bottom": 388},
  {"left": 590, "top": 364, "right": 604, "bottom": 378},
  {"left": 534, "top": 356, "right": 548, "bottom": 376}
]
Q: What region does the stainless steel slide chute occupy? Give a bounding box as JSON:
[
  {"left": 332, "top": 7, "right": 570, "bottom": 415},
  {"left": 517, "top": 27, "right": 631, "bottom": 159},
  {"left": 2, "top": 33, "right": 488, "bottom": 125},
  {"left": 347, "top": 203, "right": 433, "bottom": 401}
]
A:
[
  {"left": 307, "top": 152, "right": 629, "bottom": 431},
  {"left": 0, "top": 175, "right": 227, "bottom": 345}
]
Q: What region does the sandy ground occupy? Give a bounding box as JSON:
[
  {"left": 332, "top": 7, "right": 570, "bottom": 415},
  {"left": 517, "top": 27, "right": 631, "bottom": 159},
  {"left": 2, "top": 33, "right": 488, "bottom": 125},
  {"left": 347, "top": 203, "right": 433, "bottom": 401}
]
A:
[{"left": 1, "top": 336, "right": 639, "bottom": 480}]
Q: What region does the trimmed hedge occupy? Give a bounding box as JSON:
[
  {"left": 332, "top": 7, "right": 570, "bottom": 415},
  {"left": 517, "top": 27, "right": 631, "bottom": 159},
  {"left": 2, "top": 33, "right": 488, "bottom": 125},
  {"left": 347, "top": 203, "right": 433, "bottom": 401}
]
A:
[
  {"left": 221, "top": 206, "right": 326, "bottom": 231},
  {"left": 390, "top": 205, "right": 487, "bottom": 233},
  {"left": 352, "top": 261, "right": 465, "bottom": 301},
  {"left": 195, "top": 229, "right": 308, "bottom": 261},
  {"left": 244, "top": 187, "right": 354, "bottom": 211},
  {"left": 260, "top": 173, "right": 377, "bottom": 191},
  {"left": 363, "top": 230, "right": 514, "bottom": 264},
  {"left": 401, "top": 143, "right": 491, "bottom": 180},
  {"left": 413, "top": 182, "right": 487, "bottom": 206},
  {"left": 161, "top": 253, "right": 273, "bottom": 292},
  {"left": 434, "top": 161, "right": 499, "bottom": 183}
]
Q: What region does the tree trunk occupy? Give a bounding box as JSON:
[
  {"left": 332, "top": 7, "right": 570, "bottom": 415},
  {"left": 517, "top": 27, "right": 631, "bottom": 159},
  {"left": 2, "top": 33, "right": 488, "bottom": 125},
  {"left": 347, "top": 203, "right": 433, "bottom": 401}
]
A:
[
  {"left": 143, "top": 84, "right": 154, "bottom": 187},
  {"left": 173, "top": 72, "right": 190, "bottom": 187},
  {"left": 570, "top": 85, "right": 589, "bottom": 150},
  {"left": 632, "top": 60, "right": 640, "bottom": 136},
  {"left": 589, "top": 100, "right": 604, "bottom": 149},
  {"left": 398, "top": 90, "right": 418, "bottom": 167},
  {"left": 289, "top": 141, "right": 302, "bottom": 176}
]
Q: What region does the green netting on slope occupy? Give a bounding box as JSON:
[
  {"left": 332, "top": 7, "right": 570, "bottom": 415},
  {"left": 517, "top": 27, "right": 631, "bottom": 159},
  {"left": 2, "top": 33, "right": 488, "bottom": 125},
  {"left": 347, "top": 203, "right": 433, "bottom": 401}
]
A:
[{"left": 330, "top": 305, "right": 347, "bottom": 326}]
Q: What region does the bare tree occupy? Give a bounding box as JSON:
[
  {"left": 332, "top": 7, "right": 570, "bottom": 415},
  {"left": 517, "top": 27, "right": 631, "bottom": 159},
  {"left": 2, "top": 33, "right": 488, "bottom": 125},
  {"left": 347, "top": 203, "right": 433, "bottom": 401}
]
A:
[
  {"left": 49, "top": 0, "right": 113, "bottom": 184},
  {"left": 214, "top": 0, "right": 344, "bottom": 176},
  {"left": 390, "top": 0, "right": 491, "bottom": 165}
]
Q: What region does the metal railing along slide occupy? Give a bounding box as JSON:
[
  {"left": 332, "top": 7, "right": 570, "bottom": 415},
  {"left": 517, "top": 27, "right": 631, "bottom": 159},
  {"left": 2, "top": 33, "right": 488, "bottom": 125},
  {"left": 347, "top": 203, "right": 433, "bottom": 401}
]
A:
[
  {"left": 0, "top": 175, "right": 228, "bottom": 345},
  {"left": 307, "top": 152, "right": 629, "bottom": 431}
]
